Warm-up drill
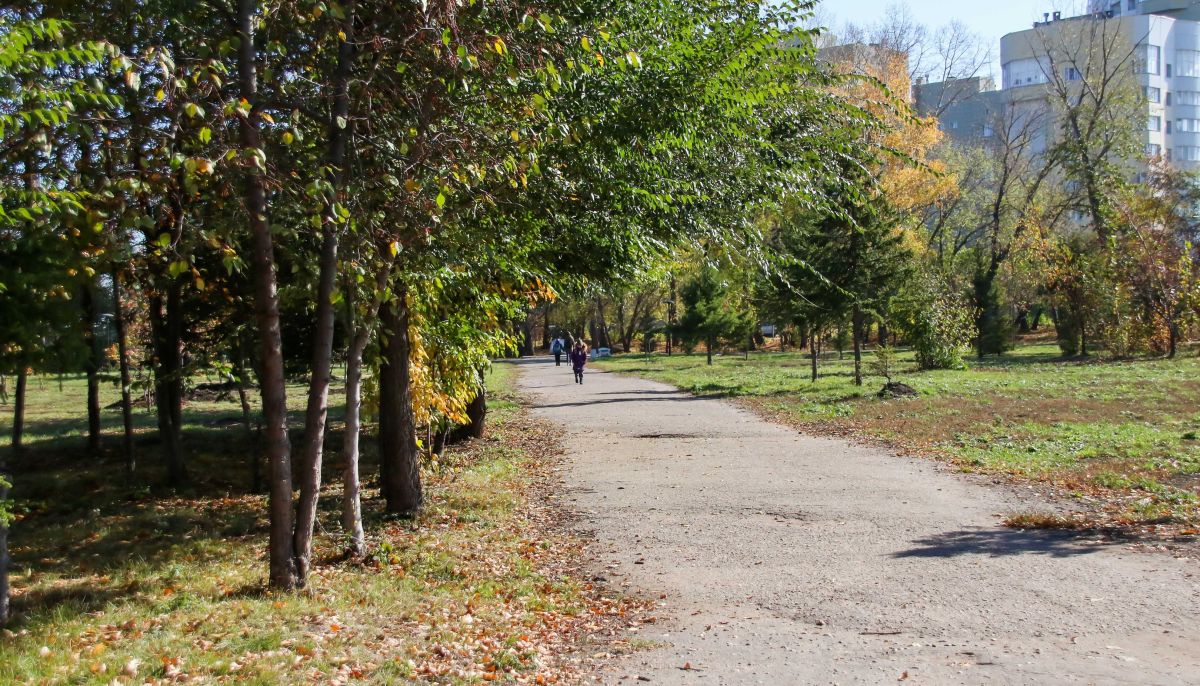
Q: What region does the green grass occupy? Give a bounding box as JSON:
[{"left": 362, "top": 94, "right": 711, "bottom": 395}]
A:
[
  {"left": 597, "top": 343, "right": 1200, "bottom": 527},
  {"left": 0, "top": 361, "right": 628, "bottom": 684}
]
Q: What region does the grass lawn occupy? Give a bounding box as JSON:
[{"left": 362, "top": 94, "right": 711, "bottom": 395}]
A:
[
  {"left": 596, "top": 343, "right": 1200, "bottom": 533},
  {"left": 0, "top": 363, "right": 642, "bottom": 684}
]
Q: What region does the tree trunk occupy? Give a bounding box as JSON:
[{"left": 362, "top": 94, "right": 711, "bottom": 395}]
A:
[
  {"left": 341, "top": 330, "right": 368, "bottom": 558},
  {"left": 1168, "top": 322, "right": 1179, "bottom": 359},
  {"left": 234, "top": 349, "right": 260, "bottom": 493},
  {"left": 378, "top": 295, "right": 422, "bottom": 516},
  {"left": 341, "top": 264, "right": 389, "bottom": 557},
  {"left": 973, "top": 268, "right": 995, "bottom": 359},
  {"left": 595, "top": 297, "right": 611, "bottom": 349},
  {"left": 293, "top": 3, "right": 355, "bottom": 585},
  {"left": 666, "top": 275, "right": 677, "bottom": 356},
  {"left": 151, "top": 286, "right": 186, "bottom": 486},
  {"left": 0, "top": 505, "right": 8, "bottom": 627},
  {"left": 520, "top": 312, "right": 534, "bottom": 357},
  {"left": 461, "top": 370, "right": 487, "bottom": 440},
  {"left": 112, "top": 268, "right": 135, "bottom": 480},
  {"left": 0, "top": 339, "right": 16, "bottom": 628},
  {"left": 1015, "top": 309, "right": 1030, "bottom": 334},
  {"left": 706, "top": 337, "right": 713, "bottom": 366},
  {"left": 0, "top": 449, "right": 8, "bottom": 626},
  {"left": 1080, "top": 307, "right": 1089, "bottom": 357},
  {"left": 541, "top": 305, "right": 551, "bottom": 351},
  {"left": 82, "top": 284, "right": 102, "bottom": 456},
  {"left": 810, "top": 327, "right": 819, "bottom": 382},
  {"left": 10, "top": 368, "right": 25, "bottom": 456},
  {"left": 237, "top": 0, "right": 298, "bottom": 591},
  {"left": 852, "top": 305, "right": 863, "bottom": 387}
]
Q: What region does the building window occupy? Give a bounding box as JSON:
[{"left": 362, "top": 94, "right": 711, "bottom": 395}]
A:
[
  {"left": 1147, "top": 143, "right": 1162, "bottom": 157},
  {"left": 1177, "top": 118, "right": 1200, "bottom": 132},
  {"left": 1176, "top": 90, "right": 1200, "bottom": 105},
  {"left": 1065, "top": 66, "right": 1081, "bottom": 81},
  {"left": 1145, "top": 86, "right": 1161, "bottom": 103},
  {"left": 1147, "top": 45, "right": 1161, "bottom": 75},
  {"left": 1129, "top": 0, "right": 1138, "bottom": 9},
  {"left": 1177, "top": 50, "right": 1200, "bottom": 77},
  {"left": 1003, "top": 58, "right": 1048, "bottom": 89},
  {"left": 1176, "top": 146, "right": 1200, "bottom": 161},
  {"left": 1167, "top": 92, "right": 1173, "bottom": 106},
  {"left": 950, "top": 121, "right": 959, "bottom": 130},
  {"left": 1168, "top": 120, "right": 1174, "bottom": 134},
  {"left": 982, "top": 124, "right": 995, "bottom": 138},
  {"left": 1150, "top": 116, "right": 1162, "bottom": 131}
]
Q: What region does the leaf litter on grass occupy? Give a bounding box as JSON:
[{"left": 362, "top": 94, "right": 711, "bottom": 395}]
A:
[{"left": 0, "top": 367, "right": 653, "bottom": 685}]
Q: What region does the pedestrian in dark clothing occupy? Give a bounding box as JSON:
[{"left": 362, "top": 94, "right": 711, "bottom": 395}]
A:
[
  {"left": 569, "top": 341, "right": 588, "bottom": 384},
  {"left": 550, "top": 337, "right": 565, "bottom": 366}
]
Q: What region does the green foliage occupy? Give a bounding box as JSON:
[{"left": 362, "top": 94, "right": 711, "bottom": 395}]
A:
[
  {"left": 1, "top": 0, "right": 898, "bottom": 594},
  {"left": 974, "top": 271, "right": 1015, "bottom": 357},
  {"left": 868, "top": 345, "right": 898, "bottom": 381},
  {"left": 761, "top": 164, "right": 914, "bottom": 343},
  {"left": 899, "top": 272, "right": 974, "bottom": 370},
  {"left": 674, "top": 267, "right": 754, "bottom": 362},
  {"left": 0, "top": 475, "right": 11, "bottom": 527},
  {"left": 0, "top": 17, "right": 105, "bottom": 377}
]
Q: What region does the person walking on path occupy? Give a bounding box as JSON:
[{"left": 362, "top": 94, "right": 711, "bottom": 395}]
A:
[
  {"left": 569, "top": 340, "right": 588, "bottom": 384},
  {"left": 550, "top": 336, "right": 565, "bottom": 367}
]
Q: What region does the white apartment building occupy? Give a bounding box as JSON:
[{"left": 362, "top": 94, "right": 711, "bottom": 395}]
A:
[{"left": 1000, "top": 1, "right": 1200, "bottom": 170}]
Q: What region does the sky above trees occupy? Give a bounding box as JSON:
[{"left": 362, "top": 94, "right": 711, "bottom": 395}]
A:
[{"left": 818, "top": 0, "right": 1064, "bottom": 78}]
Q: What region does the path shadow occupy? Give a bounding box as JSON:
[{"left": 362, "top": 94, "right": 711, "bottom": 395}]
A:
[
  {"left": 594, "top": 389, "right": 686, "bottom": 396},
  {"left": 892, "top": 527, "right": 1111, "bottom": 559},
  {"left": 532, "top": 395, "right": 717, "bottom": 409}
]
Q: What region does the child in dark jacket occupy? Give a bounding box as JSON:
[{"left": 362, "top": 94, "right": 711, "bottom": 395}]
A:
[{"left": 569, "top": 341, "right": 588, "bottom": 384}]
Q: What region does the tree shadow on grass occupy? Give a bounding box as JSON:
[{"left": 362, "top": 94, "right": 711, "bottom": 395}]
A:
[
  {"left": 891, "top": 527, "right": 1114, "bottom": 559},
  {"left": 13, "top": 579, "right": 149, "bottom": 623},
  {"left": 6, "top": 438, "right": 271, "bottom": 626}
]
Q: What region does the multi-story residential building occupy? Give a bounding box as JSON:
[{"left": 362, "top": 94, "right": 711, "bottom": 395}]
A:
[
  {"left": 913, "top": 76, "right": 1006, "bottom": 142},
  {"left": 917, "top": 1, "right": 1200, "bottom": 171}
]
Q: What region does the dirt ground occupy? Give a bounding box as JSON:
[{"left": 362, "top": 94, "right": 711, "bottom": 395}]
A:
[{"left": 516, "top": 358, "right": 1200, "bottom": 685}]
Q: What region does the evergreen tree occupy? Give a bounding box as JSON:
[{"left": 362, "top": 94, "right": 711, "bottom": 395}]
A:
[{"left": 675, "top": 268, "right": 754, "bottom": 366}]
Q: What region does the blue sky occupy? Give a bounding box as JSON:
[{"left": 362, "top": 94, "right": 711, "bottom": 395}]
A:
[
  {"left": 819, "top": 0, "right": 1050, "bottom": 40},
  {"left": 816, "top": 0, "right": 1066, "bottom": 78}
]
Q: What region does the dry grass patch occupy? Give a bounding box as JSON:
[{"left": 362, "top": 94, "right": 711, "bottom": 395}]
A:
[{"left": 1003, "top": 512, "right": 1087, "bottom": 531}]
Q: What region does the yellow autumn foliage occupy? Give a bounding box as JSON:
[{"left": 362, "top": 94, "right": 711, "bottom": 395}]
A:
[
  {"left": 407, "top": 276, "right": 559, "bottom": 430},
  {"left": 823, "top": 45, "right": 953, "bottom": 214}
]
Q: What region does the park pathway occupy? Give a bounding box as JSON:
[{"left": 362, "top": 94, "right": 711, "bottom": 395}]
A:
[{"left": 516, "top": 357, "right": 1200, "bottom": 685}]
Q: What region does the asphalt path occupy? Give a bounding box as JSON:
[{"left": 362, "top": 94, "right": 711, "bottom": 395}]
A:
[{"left": 516, "top": 357, "right": 1200, "bottom": 685}]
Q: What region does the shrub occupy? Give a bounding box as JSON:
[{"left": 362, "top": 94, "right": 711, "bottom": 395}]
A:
[
  {"left": 868, "top": 345, "right": 897, "bottom": 381},
  {"left": 902, "top": 273, "right": 974, "bottom": 370}
]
